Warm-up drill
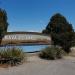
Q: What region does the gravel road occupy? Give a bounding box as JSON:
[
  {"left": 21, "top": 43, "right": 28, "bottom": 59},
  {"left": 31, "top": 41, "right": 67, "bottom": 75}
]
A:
[{"left": 0, "top": 56, "right": 75, "bottom": 75}]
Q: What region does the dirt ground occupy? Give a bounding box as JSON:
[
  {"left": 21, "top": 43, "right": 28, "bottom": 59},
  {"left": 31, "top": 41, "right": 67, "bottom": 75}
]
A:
[{"left": 0, "top": 55, "right": 75, "bottom": 75}]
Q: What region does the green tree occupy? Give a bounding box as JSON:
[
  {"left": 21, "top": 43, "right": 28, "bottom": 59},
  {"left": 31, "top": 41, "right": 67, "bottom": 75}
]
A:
[
  {"left": 43, "top": 13, "right": 74, "bottom": 53},
  {"left": 72, "top": 32, "right": 75, "bottom": 46},
  {"left": 0, "top": 8, "right": 8, "bottom": 38}
]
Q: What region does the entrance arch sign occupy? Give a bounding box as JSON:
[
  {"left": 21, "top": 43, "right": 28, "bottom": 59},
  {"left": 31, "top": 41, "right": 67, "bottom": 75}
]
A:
[{"left": 0, "top": 32, "right": 51, "bottom": 46}]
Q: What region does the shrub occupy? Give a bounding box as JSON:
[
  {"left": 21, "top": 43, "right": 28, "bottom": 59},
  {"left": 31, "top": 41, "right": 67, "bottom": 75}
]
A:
[
  {"left": 0, "top": 47, "right": 26, "bottom": 65},
  {"left": 39, "top": 46, "right": 63, "bottom": 60}
]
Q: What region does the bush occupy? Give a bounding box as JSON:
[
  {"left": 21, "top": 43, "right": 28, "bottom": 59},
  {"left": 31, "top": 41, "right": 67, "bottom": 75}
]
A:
[
  {"left": 39, "top": 46, "right": 63, "bottom": 60},
  {"left": 0, "top": 47, "right": 26, "bottom": 65}
]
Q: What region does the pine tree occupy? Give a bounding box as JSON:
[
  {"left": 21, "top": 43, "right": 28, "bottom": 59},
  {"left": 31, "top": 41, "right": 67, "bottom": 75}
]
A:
[
  {"left": 0, "top": 8, "right": 8, "bottom": 38},
  {"left": 43, "top": 13, "right": 74, "bottom": 53}
]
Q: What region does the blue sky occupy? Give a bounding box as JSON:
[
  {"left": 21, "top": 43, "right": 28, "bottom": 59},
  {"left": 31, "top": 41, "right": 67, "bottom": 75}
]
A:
[{"left": 0, "top": 0, "right": 75, "bottom": 32}]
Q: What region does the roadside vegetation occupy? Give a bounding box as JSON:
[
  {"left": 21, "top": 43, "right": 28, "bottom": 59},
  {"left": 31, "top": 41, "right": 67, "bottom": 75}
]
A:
[
  {"left": 0, "top": 8, "right": 8, "bottom": 44},
  {"left": 42, "top": 13, "right": 74, "bottom": 53},
  {"left": 40, "top": 13, "right": 75, "bottom": 60},
  {"left": 0, "top": 47, "right": 26, "bottom": 66},
  {"left": 39, "top": 46, "right": 64, "bottom": 60}
]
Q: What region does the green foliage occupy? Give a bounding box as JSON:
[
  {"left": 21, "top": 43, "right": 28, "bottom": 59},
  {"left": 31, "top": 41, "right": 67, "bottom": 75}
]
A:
[
  {"left": 72, "top": 32, "right": 75, "bottom": 46},
  {"left": 44, "top": 13, "right": 73, "bottom": 34},
  {"left": 42, "top": 13, "right": 74, "bottom": 53},
  {"left": 0, "top": 8, "right": 8, "bottom": 38},
  {"left": 39, "top": 46, "right": 63, "bottom": 60},
  {"left": 0, "top": 47, "right": 26, "bottom": 65}
]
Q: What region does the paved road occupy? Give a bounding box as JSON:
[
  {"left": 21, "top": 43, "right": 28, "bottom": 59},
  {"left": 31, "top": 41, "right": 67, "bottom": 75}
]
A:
[{"left": 0, "top": 56, "right": 75, "bottom": 75}]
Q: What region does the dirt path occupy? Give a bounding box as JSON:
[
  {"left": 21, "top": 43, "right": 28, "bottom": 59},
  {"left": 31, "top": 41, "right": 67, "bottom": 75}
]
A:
[{"left": 0, "top": 56, "right": 75, "bottom": 75}]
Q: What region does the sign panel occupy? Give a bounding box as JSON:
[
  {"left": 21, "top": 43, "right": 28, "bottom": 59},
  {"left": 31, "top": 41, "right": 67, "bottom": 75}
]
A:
[{"left": 1, "top": 32, "right": 51, "bottom": 46}]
